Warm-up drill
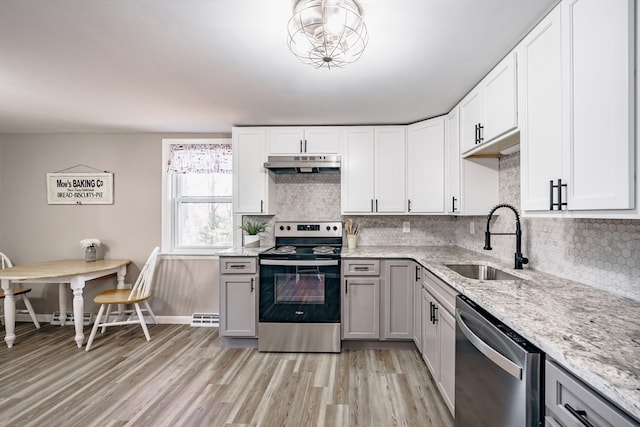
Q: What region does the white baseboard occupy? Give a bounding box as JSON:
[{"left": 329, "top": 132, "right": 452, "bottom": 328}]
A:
[{"left": 10, "top": 314, "right": 213, "bottom": 326}]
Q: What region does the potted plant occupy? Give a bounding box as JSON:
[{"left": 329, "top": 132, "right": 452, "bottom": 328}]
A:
[{"left": 239, "top": 221, "right": 266, "bottom": 248}]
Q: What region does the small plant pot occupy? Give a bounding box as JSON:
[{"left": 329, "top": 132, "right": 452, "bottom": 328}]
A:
[{"left": 244, "top": 234, "right": 260, "bottom": 248}]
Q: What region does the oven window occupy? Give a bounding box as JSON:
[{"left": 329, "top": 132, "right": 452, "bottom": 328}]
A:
[{"left": 274, "top": 273, "right": 325, "bottom": 304}]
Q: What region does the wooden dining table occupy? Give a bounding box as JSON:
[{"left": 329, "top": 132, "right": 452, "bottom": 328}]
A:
[{"left": 0, "top": 259, "right": 131, "bottom": 348}]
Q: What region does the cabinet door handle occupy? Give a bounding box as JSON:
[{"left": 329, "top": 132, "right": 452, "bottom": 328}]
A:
[
  {"left": 474, "top": 124, "right": 479, "bottom": 144},
  {"left": 345, "top": 279, "right": 348, "bottom": 294},
  {"left": 452, "top": 197, "right": 457, "bottom": 212},
  {"left": 408, "top": 199, "right": 412, "bottom": 212},
  {"left": 304, "top": 139, "right": 307, "bottom": 153},
  {"left": 250, "top": 277, "right": 254, "bottom": 293},
  {"left": 300, "top": 140, "right": 303, "bottom": 153},
  {"left": 371, "top": 199, "right": 374, "bottom": 212},
  {"left": 478, "top": 123, "right": 484, "bottom": 143},
  {"left": 550, "top": 179, "right": 568, "bottom": 211},
  {"left": 260, "top": 199, "right": 264, "bottom": 213},
  {"left": 564, "top": 404, "right": 595, "bottom": 427},
  {"left": 415, "top": 266, "right": 420, "bottom": 281},
  {"left": 429, "top": 302, "right": 434, "bottom": 323},
  {"left": 375, "top": 199, "right": 378, "bottom": 212}
]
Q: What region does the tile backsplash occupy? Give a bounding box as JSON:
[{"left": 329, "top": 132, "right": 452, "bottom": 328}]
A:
[{"left": 249, "top": 158, "right": 639, "bottom": 301}]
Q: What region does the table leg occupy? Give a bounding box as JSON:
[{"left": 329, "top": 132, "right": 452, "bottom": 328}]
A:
[
  {"left": 117, "top": 265, "right": 127, "bottom": 319},
  {"left": 69, "top": 277, "right": 85, "bottom": 348},
  {"left": 1, "top": 279, "right": 16, "bottom": 348},
  {"left": 59, "top": 283, "right": 67, "bottom": 326}
]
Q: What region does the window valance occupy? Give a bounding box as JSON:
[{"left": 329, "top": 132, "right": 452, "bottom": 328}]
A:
[{"left": 167, "top": 144, "right": 232, "bottom": 174}]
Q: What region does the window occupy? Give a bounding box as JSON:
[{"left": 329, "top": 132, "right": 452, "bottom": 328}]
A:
[{"left": 162, "top": 139, "right": 233, "bottom": 253}]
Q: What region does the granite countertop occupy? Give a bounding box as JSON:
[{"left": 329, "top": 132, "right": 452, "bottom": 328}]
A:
[
  {"left": 344, "top": 246, "right": 640, "bottom": 422},
  {"left": 215, "top": 246, "right": 272, "bottom": 257}
]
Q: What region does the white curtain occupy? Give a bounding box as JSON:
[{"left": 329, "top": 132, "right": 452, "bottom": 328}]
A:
[{"left": 167, "top": 144, "right": 232, "bottom": 174}]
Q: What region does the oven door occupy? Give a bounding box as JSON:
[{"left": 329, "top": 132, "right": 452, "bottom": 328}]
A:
[{"left": 259, "top": 259, "right": 340, "bottom": 323}]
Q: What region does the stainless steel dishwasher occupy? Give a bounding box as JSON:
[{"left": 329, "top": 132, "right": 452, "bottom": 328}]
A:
[{"left": 455, "top": 294, "right": 544, "bottom": 427}]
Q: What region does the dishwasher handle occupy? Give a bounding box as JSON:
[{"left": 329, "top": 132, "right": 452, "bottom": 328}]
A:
[{"left": 456, "top": 309, "right": 523, "bottom": 380}]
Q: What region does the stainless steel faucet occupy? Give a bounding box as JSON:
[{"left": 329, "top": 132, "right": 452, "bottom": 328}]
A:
[{"left": 483, "top": 203, "right": 529, "bottom": 269}]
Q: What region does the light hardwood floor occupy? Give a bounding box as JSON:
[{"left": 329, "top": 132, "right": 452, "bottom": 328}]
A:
[{"left": 0, "top": 322, "right": 454, "bottom": 427}]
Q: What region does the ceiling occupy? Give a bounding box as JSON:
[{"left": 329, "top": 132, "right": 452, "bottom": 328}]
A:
[{"left": 0, "top": 0, "right": 559, "bottom": 134}]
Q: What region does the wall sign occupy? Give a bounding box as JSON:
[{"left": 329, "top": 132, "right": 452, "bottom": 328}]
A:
[{"left": 47, "top": 172, "right": 114, "bottom": 205}]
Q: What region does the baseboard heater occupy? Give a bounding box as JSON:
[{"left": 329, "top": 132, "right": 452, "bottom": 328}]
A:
[
  {"left": 50, "top": 311, "right": 94, "bottom": 325},
  {"left": 191, "top": 313, "right": 219, "bottom": 327}
]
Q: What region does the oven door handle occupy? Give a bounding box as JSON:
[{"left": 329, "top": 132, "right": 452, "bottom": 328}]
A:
[
  {"left": 260, "top": 259, "right": 339, "bottom": 267},
  {"left": 455, "top": 309, "right": 523, "bottom": 380}
]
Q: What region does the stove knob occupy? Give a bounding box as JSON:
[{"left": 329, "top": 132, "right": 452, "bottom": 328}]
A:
[
  {"left": 286, "top": 225, "right": 291, "bottom": 231},
  {"left": 326, "top": 226, "right": 331, "bottom": 231},
  {"left": 279, "top": 225, "right": 284, "bottom": 231},
  {"left": 333, "top": 226, "right": 338, "bottom": 231}
]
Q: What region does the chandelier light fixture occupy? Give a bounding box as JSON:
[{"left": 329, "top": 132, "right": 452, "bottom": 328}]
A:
[{"left": 287, "top": 0, "right": 369, "bottom": 69}]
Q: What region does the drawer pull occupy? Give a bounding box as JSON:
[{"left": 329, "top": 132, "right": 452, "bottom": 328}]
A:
[
  {"left": 564, "top": 404, "right": 595, "bottom": 427},
  {"left": 229, "top": 264, "right": 246, "bottom": 269},
  {"left": 353, "top": 266, "right": 369, "bottom": 271}
]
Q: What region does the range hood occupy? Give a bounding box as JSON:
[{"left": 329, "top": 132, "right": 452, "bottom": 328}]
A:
[{"left": 263, "top": 155, "right": 340, "bottom": 174}]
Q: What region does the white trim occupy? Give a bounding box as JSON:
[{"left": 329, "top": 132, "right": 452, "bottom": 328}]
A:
[{"left": 161, "top": 138, "right": 233, "bottom": 254}]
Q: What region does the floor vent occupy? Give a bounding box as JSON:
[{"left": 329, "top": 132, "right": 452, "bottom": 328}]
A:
[
  {"left": 50, "top": 311, "right": 94, "bottom": 326},
  {"left": 191, "top": 313, "right": 219, "bottom": 327}
]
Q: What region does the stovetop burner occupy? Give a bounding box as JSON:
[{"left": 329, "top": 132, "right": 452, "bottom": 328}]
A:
[
  {"left": 313, "top": 246, "right": 336, "bottom": 254},
  {"left": 272, "top": 245, "right": 296, "bottom": 254}
]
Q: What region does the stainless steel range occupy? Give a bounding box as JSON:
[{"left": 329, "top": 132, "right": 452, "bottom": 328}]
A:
[{"left": 258, "top": 221, "right": 342, "bottom": 353}]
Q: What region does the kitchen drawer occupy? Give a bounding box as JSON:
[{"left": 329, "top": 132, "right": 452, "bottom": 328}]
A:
[
  {"left": 546, "top": 360, "right": 637, "bottom": 427},
  {"left": 423, "top": 268, "right": 457, "bottom": 314},
  {"left": 343, "top": 259, "right": 380, "bottom": 276},
  {"left": 220, "top": 257, "right": 257, "bottom": 274}
]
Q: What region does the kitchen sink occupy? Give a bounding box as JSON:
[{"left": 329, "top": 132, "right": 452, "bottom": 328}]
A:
[{"left": 444, "top": 264, "right": 521, "bottom": 281}]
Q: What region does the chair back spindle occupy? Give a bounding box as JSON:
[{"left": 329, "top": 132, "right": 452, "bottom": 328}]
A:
[{"left": 128, "top": 247, "right": 160, "bottom": 301}]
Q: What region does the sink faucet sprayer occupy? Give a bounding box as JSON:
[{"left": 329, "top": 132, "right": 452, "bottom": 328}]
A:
[{"left": 483, "top": 203, "right": 529, "bottom": 270}]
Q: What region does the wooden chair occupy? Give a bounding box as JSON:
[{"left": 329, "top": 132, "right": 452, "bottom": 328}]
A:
[
  {"left": 0, "top": 252, "right": 40, "bottom": 329},
  {"left": 85, "top": 247, "right": 160, "bottom": 352}
]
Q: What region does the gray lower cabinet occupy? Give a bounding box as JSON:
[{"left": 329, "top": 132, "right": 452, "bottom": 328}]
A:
[
  {"left": 421, "top": 268, "right": 457, "bottom": 415},
  {"left": 219, "top": 256, "right": 257, "bottom": 337},
  {"left": 545, "top": 360, "right": 638, "bottom": 427},
  {"left": 342, "top": 259, "right": 380, "bottom": 339},
  {"left": 381, "top": 260, "right": 415, "bottom": 340}
]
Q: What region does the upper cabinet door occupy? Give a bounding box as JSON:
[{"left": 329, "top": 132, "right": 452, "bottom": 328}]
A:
[
  {"left": 483, "top": 52, "right": 518, "bottom": 142},
  {"left": 459, "top": 87, "right": 485, "bottom": 154},
  {"left": 445, "top": 108, "right": 461, "bottom": 214},
  {"left": 303, "top": 127, "right": 340, "bottom": 154},
  {"left": 269, "top": 127, "right": 304, "bottom": 154},
  {"left": 562, "top": 0, "right": 635, "bottom": 210},
  {"left": 407, "top": 118, "right": 445, "bottom": 213},
  {"left": 341, "top": 127, "right": 376, "bottom": 213},
  {"left": 232, "top": 128, "right": 273, "bottom": 214},
  {"left": 518, "top": 5, "right": 563, "bottom": 211},
  {"left": 375, "top": 127, "right": 406, "bottom": 213}
]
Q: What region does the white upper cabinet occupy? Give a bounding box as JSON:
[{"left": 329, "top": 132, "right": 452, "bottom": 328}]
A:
[
  {"left": 341, "top": 127, "right": 406, "bottom": 214},
  {"left": 460, "top": 52, "right": 518, "bottom": 154},
  {"left": 459, "top": 87, "right": 485, "bottom": 154},
  {"left": 232, "top": 127, "right": 274, "bottom": 214},
  {"left": 518, "top": 4, "right": 563, "bottom": 212},
  {"left": 483, "top": 53, "right": 518, "bottom": 142},
  {"left": 445, "top": 108, "right": 461, "bottom": 214},
  {"left": 269, "top": 127, "right": 339, "bottom": 154},
  {"left": 561, "top": 0, "right": 635, "bottom": 211},
  {"left": 407, "top": 118, "right": 446, "bottom": 213},
  {"left": 341, "top": 127, "right": 376, "bottom": 213},
  {"left": 519, "top": 0, "right": 637, "bottom": 216},
  {"left": 374, "top": 127, "right": 407, "bottom": 213}
]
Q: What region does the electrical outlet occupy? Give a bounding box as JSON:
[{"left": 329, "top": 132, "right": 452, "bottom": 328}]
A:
[
  {"left": 470, "top": 221, "right": 475, "bottom": 234},
  {"left": 402, "top": 221, "right": 410, "bottom": 233}
]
